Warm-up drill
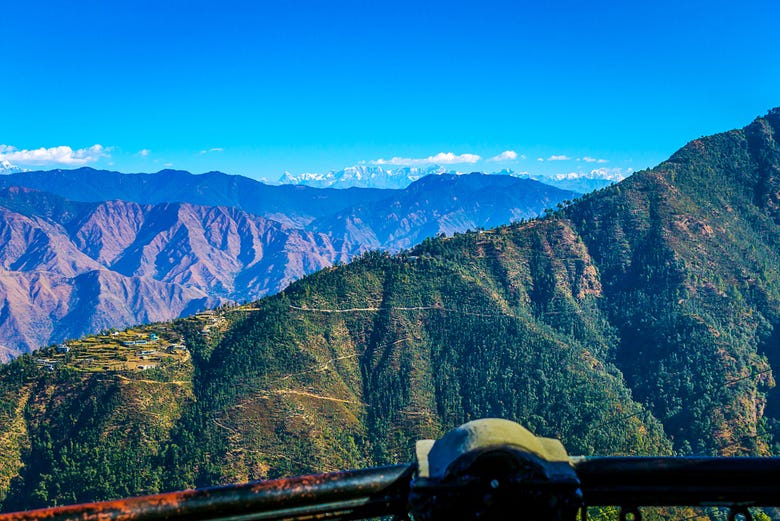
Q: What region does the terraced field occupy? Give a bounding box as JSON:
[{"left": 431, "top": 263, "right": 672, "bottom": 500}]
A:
[{"left": 29, "top": 303, "right": 261, "bottom": 376}]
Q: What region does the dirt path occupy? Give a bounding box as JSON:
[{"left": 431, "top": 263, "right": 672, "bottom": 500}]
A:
[
  {"left": 271, "top": 389, "right": 366, "bottom": 406},
  {"left": 115, "top": 374, "right": 189, "bottom": 386},
  {"left": 290, "top": 304, "right": 510, "bottom": 318},
  {"left": 289, "top": 304, "right": 442, "bottom": 313}
]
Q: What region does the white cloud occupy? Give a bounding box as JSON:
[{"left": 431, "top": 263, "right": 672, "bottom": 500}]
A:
[
  {"left": 548, "top": 155, "right": 572, "bottom": 161},
  {"left": 488, "top": 150, "right": 519, "bottom": 161},
  {"left": 0, "top": 144, "right": 108, "bottom": 166},
  {"left": 372, "top": 152, "right": 481, "bottom": 166},
  {"left": 537, "top": 157, "right": 544, "bottom": 162},
  {"left": 582, "top": 156, "right": 608, "bottom": 163},
  {"left": 199, "top": 147, "right": 224, "bottom": 155},
  {"left": 138, "top": 149, "right": 151, "bottom": 157}
]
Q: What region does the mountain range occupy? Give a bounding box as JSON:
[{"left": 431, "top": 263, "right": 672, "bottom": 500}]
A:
[
  {"left": 277, "top": 163, "right": 620, "bottom": 192},
  {"left": 277, "top": 164, "right": 455, "bottom": 189},
  {"left": 0, "top": 108, "right": 778, "bottom": 514},
  {"left": 1, "top": 161, "right": 620, "bottom": 193},
  {"left": 0, "top": 172, "right": 577, "bottom": 358},
  {"left": 0, "top": 167, "right": 390, "bottom": 227}
]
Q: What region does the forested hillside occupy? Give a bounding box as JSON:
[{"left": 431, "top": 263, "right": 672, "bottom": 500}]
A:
[{"left": 1, "top": 108, "right": 779, "bottom": 513}]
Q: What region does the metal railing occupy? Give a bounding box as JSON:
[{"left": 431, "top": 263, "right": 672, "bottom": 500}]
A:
[{"left": 1, "top": 419, "right": 778, "bottom": 520}]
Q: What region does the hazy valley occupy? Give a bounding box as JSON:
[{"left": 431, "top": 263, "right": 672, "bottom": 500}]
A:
[{"left": 0, "top": 172, "right": 577, "bottom": 358}]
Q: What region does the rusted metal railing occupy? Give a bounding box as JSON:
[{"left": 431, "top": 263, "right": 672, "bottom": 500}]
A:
[
  {"left": 0, "top": 465, "right": 413, "bottom": 521},
  {"left": 2, "top": 419, "right": 780, "bottom": 520}
]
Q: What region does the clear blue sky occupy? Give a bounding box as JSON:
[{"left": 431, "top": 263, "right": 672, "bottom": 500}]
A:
[{"left": 2, "top": 0, "right": 778, "bottom": 182}]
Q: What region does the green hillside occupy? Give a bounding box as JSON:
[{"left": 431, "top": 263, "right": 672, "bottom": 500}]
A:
[{"left": 1, "top": 109, "right": 780, "bottom": 513}]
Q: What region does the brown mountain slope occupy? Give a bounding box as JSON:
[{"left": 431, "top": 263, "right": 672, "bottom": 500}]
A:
[
  {"left": 0, "top": 189, "right": 349, "bottom": 355},
  {"left": 0, "top": 174, "right": 575, "bottom": 358}
]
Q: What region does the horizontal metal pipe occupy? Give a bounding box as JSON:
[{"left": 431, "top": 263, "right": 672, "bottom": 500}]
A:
[
  {"left": 0, "top": 464, "right": 414, "bottom": 521},
  {"left": 7, "top": 456, "right": 780, "bottom": 520},
  {"left": 572, "top": 456, "right": 780, "bottom": 506}
]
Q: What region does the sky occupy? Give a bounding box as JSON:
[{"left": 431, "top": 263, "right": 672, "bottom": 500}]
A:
[{"left": 2, "top": 0, "right": 779, "bottom": 184}]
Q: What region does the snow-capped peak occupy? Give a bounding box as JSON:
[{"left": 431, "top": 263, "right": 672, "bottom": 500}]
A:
[
  {"left": 0, "top": 160, "right": 26, "bottom": 175},
  {"left": 276, "top": 162, "right": 629, "bottom": 193},
  {"left": 277, "top": 164, "right": 460, "bottom": 189}
]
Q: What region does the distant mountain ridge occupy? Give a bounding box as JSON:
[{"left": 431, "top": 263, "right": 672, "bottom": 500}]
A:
[
  {"left": 313, "top": 173, "right": 578, "bottom": 251},
  {"left": 2, "top": 158, "right": 624, "bottom": 194},
  {"left": 0, "top": 173, "right": 576, "bottom": 358},
  {"left": 278, "top": 163, "right": 619, "bottom": 192},
  {"left": 0, "top": 168, "right": 392, "bottom": 227}
]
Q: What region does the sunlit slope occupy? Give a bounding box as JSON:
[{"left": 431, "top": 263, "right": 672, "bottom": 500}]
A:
[
  {"left": 171, "top": 235, "right": 671, "bottom": 489},
  {"left": 0, "top": 323, "right": 197, "bottom": 509},
  {"left": 563, "top": 108, "right": 780, "bottom": 454}
]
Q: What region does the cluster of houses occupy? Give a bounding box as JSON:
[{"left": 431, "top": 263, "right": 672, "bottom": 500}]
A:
[
  {"left": 34, "top": 343, "right": 72, "bottom": 370},
  {"left": 35, "top": 358, "right": 59, "bottom": 371},
  {"left": 35, "top": 331, "right": 186, "bottom": 374},
  {"left": 122, "top": 333, "right": 159, "bottom": 347}
]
